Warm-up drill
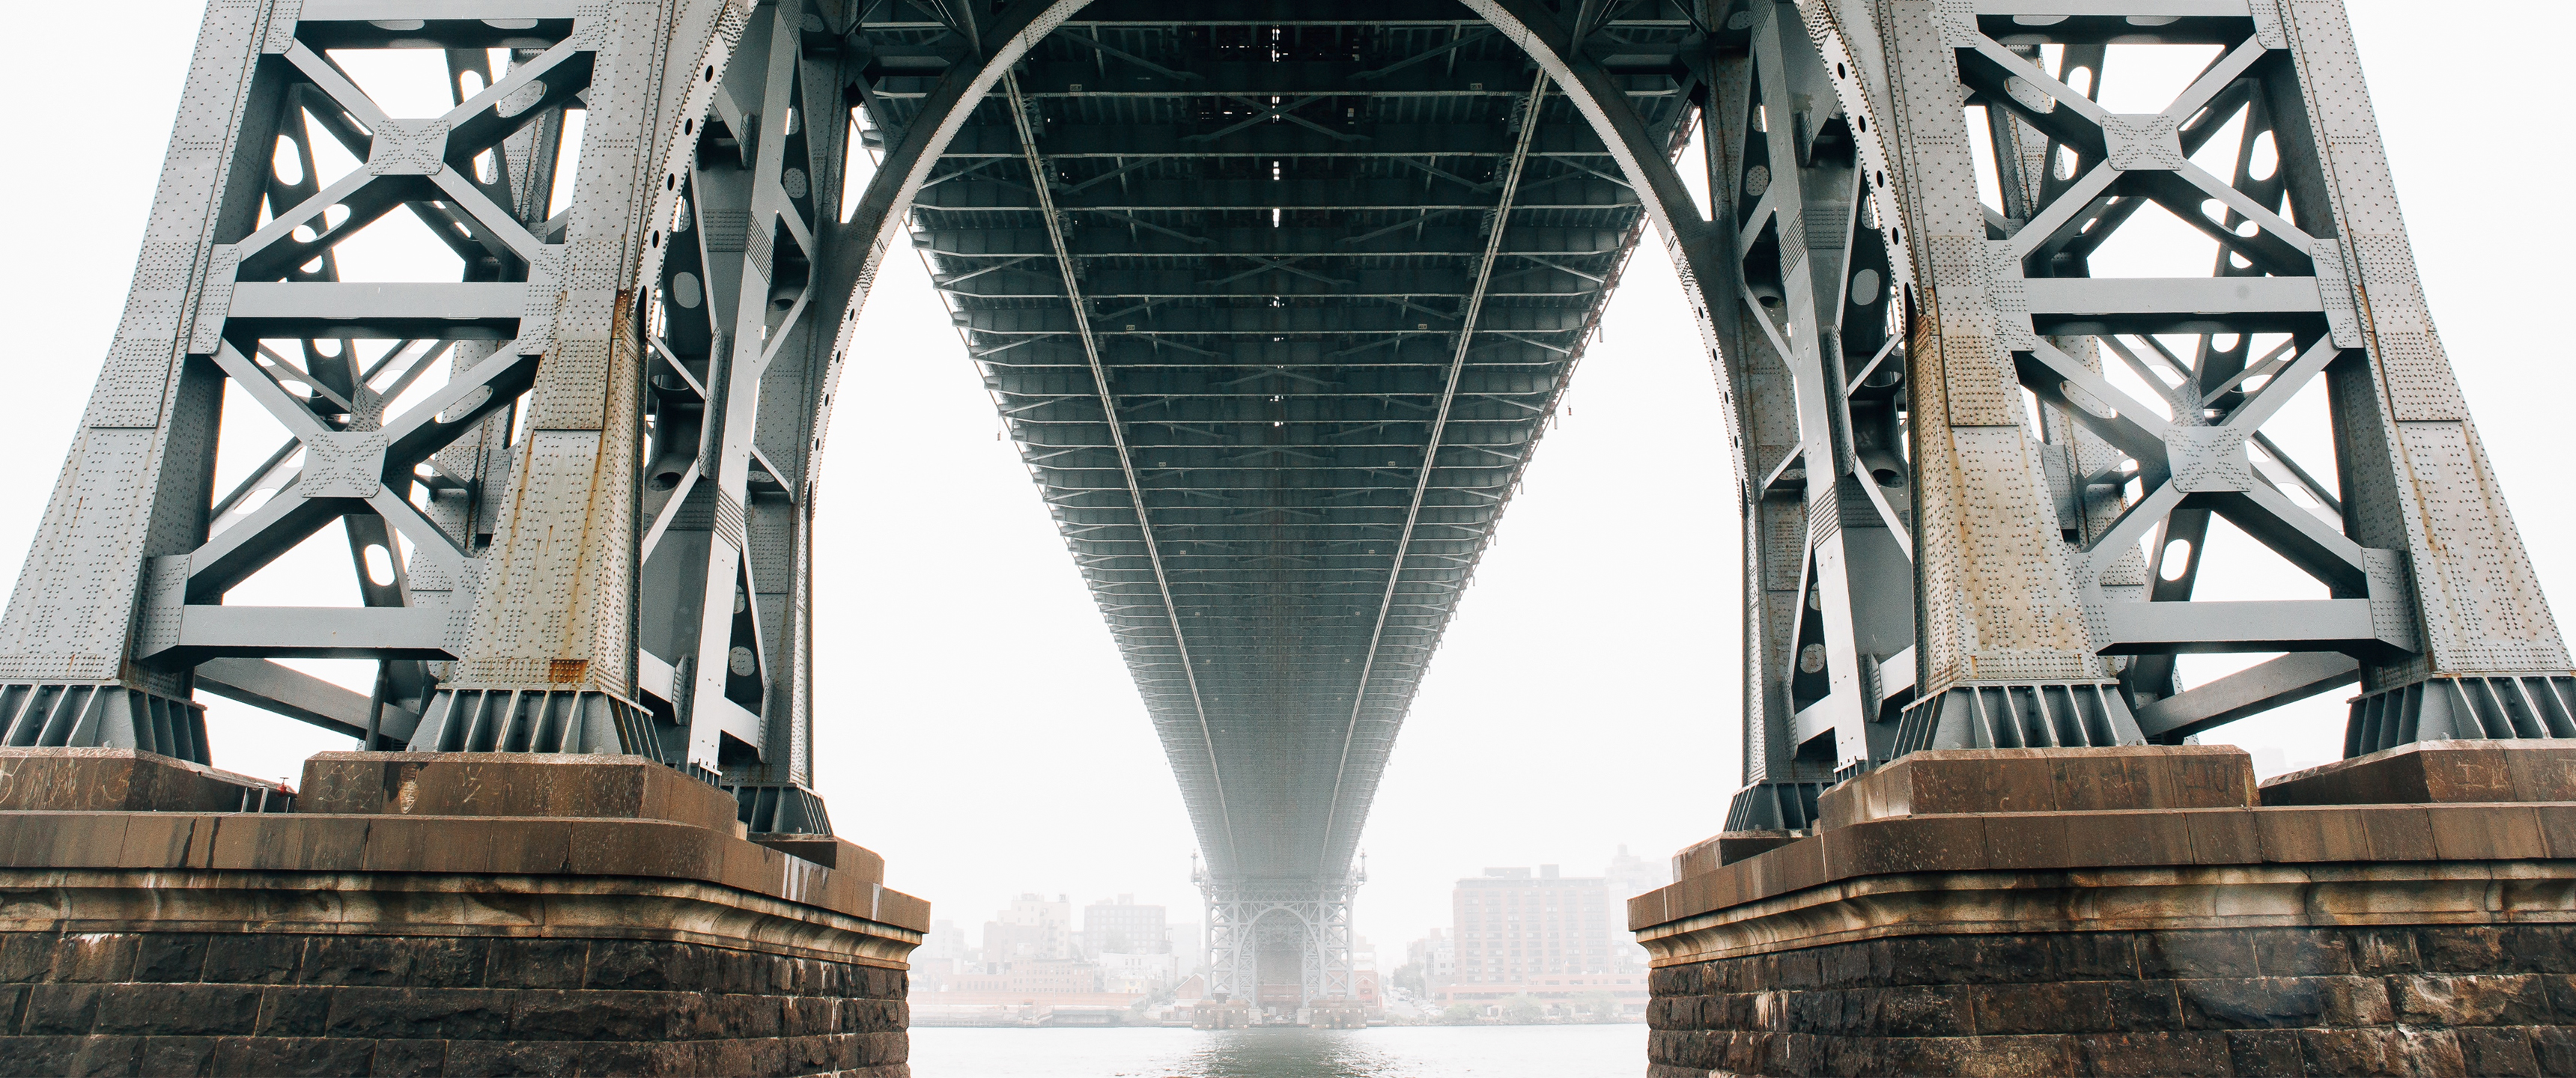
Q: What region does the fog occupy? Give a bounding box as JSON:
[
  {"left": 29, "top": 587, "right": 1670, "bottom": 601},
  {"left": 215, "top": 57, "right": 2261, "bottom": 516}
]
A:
[{"left": 0, "top": 0, "right": 2567, "bottom": 964}]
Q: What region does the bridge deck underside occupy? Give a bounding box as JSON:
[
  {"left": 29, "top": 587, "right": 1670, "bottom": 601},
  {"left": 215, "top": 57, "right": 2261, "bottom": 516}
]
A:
[{"left": 854, "top": 2, "right": 1698, "bottom": 881}]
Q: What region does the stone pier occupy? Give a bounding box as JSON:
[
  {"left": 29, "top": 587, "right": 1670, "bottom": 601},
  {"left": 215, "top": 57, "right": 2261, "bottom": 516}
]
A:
[
  {"left": 1631, "top": 743, "right": 2576, "bottom": 1077},
  {"left": 0, "top": 749, "right": 925, "bottom": 1077}
]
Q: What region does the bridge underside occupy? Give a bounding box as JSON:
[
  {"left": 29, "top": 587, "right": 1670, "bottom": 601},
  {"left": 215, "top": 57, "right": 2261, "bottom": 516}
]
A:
[{"left": 852, "top": 4, "right": 1696, "bottom": 887}]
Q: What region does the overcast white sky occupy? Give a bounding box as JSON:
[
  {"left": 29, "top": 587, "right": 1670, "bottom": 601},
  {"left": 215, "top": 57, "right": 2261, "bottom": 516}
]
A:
[{"left": 1, "top": 1, "right": 2569, "bottom": 960}]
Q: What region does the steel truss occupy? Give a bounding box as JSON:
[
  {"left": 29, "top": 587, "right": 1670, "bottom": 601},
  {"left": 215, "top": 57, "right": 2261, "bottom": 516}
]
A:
[
  {"left": 0, "top": 0, "right": 841, "bottom": 829},
  {"left": 1788, "top": 0, "right": 2568, "bottom": 768}
]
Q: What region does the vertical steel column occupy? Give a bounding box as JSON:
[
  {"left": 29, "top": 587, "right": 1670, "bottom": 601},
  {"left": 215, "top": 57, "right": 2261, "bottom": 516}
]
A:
[
  {"left": 1199, "top": 877, "right": 1250, "bottom": 1003},
  {"left": 1795, "top": 0, "right": 2566, "bottom": 760},
  {"left": 1737, "top": 3, "right": 1919, "bottom": 784},
  {"left": 2267, "top": 0, "right": 2574, "bottom": 751},
  {"left": 416, "top": 0, "right": 754, "bottom": 762},
  {"left": 0, "top": 0, "right": 261, "bottom": 761},
  {"left": 1791, "top": 0, "right": 2134, "bottom": 755},
  {"left": 1470, "top": 0, "right": 1924, "bottom": 815},
  {"left": 631, "top": 0, "right": 851, "bottom": 821},
  {"left": 0, "top": 1, "right": 756, "bottom": 767}
]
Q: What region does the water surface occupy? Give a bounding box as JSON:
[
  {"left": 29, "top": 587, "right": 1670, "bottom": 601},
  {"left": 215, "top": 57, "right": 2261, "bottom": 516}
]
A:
[{"left": 908, "top": 1024, "right": 1645, "bottom": 1078}]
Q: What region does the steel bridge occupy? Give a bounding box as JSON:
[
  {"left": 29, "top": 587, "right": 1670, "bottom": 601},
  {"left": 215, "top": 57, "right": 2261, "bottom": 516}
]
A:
[{"left": 2, "top": 0, "right": 2566, "bottom": 1023}]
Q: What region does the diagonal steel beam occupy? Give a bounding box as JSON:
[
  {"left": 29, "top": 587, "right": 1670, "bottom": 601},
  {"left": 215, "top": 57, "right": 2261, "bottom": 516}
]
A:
[
  {"left": 1352, "top": 26, "right": 1494, "bottom": 81},
  {"left": 1056, "top": 28, "right": 1202, "bottom": 83},
  {"left": 1000, "top": 69, "right": 1238, "bottom": 865},
  {"left": 1316, "top": 71, "right": 1550, "bottom": 877}
]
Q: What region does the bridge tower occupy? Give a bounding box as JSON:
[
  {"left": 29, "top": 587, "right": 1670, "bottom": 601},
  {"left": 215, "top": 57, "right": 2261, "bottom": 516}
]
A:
[
  {"left": 0, "top": 0, "right": 851, "bottom": 826},
  {"left": 1633, "top": 1, "right": 2576, "bottom": 1071},
  {"left": 1196, "top": 864, "right": 1360, "bottom": 1016},
  {"left": 0, "top": 1, "right": 924, "bottom": 1071}
]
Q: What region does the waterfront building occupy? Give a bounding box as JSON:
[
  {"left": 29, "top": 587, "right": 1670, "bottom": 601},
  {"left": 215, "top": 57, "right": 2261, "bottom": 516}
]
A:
[
  {"left": 1405, "top": 928, "right": 1457, "bottom": 993},
  {"left": 1082, "top": 894, "right": 1170, "bottom": 955},
  {"left": 982, "top": 892, "right": 1073, "bottom": 962},
  {"left": 1434, "top": 862, "right": 1650, "bottom": 1014},
  {"left": 1095, "top": 951, "right": 1183, "bottom": 993}
]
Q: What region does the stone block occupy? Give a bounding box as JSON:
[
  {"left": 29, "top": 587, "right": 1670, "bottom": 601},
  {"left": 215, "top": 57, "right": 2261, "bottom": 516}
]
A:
[
  {"left": 297, "top": 752, "right": 743, "bottom": 836},
  {"left": 202, "top": 936, "right": 303, "bottom": 984},
  {"left": 506, "top": 987, "right": 699, "bottom": 1041},
  {"left": 2303, "top": 1026, "right": 2466, "bottom": 1077},
  {"left": 2455, "top": 1027, "right": 2542, "bottom": 1077},
  {"left": 0, "top": 748, "right": 289, "bottom": 813},
  {"left": 47, "top": 933, "right": 138, "bottom": 983},
  {"left": 2222, "top": 1030, "right": 2305, "bottom": 1077},
  {"left": 133, "top": 934, "right": 208, "bottom": 982},
  {"left": 1817, "top": 746, "right": 2255, "bottom": 829},
  {"left": 482, "top": 939, "right": 589, "bottom": 991},
  {"left": 2103, "top": 979, "right": 2181, "bottom": 1030},
  {"left": 299, "top": 936, "right": 489, "bottom": 988},
  {"left": 2426, "top": 803, "right": 2548, "bottom": 860},
  {"left": 321, "top": 986, "right": 511, "bottom": 1040},
  {"left": 2415, "top": 925, "right": 2505, "bottom": 972},
  {"left": 0, "top": 934, "right": 53, "bottom": 982},
  {"left": 91, "top": 984, "right": 262, "bottom": 1037},
  {"left": 2261, "top": 739, "right": 2576, "bottom": 806},
  {"left": 210, "top": 1034, "right": 378, "bottom": 1078},
  {"left": 2137, "top": 932, "right": 2260, "bottom": 979},
  {"left": 2242, "top": 927, "right": 2354, "bottom": 978},
  {"left": 0, "top": 1036, "right": 85, "bottom": 1078},
  {"left": 19, "top": 984, "right": 102, "bottom": 1035},
  {"left": 2079, "top": 1030, "right": 2233, "bottom": 1077},
  {"left": 1680, "top": 830, "right": 1810, "bottom": 871},
  {"left": 2533, "top": 1026, "right": 2576, "bottom": 1077},
  {"left": 2393, "top": 973, "right": 2551, "bottom": 1026},
  {"left": 136, "top": 1035, "right": 219, "bottom": 1077},
  {"left": 1969, "top": 979, "right": 2107, "bottom": 1034},
  {"left": 368, "top": 1038, "right": 448, "bottom": 1077},
  {"left": 250, "top": 987, "right": 332, "bottom": 1038}
]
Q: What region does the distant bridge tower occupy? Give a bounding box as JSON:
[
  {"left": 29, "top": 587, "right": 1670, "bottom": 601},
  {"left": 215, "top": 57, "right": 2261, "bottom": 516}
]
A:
[{"left": 1197, "top": 861, "right": 1360, "bottom": 1014}]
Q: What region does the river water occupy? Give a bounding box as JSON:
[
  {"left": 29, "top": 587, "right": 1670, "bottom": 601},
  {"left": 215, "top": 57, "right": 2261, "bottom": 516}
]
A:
[{"left": 907, "top": 1024, "right": 1646, "bottom": 1077}]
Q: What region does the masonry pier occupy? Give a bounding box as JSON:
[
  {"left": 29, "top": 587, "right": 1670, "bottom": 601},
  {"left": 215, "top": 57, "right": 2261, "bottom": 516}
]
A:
[
  {"left": 1632, "top": 743, "right": 2576, "bottom": 1077},
  {"left": 0, "top": 749, "right": 924, "bottom": 1077}
]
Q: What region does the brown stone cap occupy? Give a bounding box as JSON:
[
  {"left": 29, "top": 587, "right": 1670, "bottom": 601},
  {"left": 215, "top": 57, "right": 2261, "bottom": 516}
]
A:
[
  {"left": 1816, "top": 745, "right": 2255, "bottom": 830},
  {"left": 0, "top": 809, "right": 929, "bottom": 934},
  {"left": 0, "top": 748, "right": 291, "bottom": 813},
  {"left": 752, "top": 834, "right": 884, "bottom": 876},
  {"left": 2261, "top": 739, "right": 2576, "bottom": 806},
  {"left": 1674, "top": 831, "right": 1809, "bottom": 877},
  {"left": 1631, "top": 800, "right": 2576, "bottom": 933},
  {"left": 298, "top": 752, "right": 744, "bottom": 836}
]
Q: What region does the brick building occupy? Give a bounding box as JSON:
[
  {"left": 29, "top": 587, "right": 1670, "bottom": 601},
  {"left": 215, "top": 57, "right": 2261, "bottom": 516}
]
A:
[
  {"left": 1435, "top": 864, "right": 1649, "bottom": 1014},
  {"left": 982, "top": 893, "right": 1072, "bottom": 962},
  {"left": 1081, "top": 894, "right": 1168, "bottom": 955}
]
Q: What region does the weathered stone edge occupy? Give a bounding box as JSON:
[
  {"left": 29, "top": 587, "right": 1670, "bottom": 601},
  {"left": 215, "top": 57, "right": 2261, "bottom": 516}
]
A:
[
  {"left": 1632, "top": 803, "right": 2576, "bottom": 937},
  {"left": 0, "top": 867, "right": 921, "bottom": 969},
  {"left": 1636, "top": 859, "right": 2576, "bottom": 968},
  {"left": 0, "top": 811, "right": 931, "bottom": 934}
]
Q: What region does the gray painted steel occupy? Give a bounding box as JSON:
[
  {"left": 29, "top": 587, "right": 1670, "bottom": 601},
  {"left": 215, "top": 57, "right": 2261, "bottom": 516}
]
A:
[{"left": 1, "top": 0, "right": 2567, "bottom": 1006}]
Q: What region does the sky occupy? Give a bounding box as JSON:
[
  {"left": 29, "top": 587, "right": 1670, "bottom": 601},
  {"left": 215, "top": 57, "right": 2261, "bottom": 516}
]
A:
[{"left": 1, "top": 1, "right": 2571, "bottom": 962}]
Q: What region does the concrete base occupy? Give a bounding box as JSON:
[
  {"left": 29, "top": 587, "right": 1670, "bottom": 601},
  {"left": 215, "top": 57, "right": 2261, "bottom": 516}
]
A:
[
  {"left": 0, "top": 752, "right": 926, "bottom": 1077},
  {"left": 1633, "top": 746, "right": 2576, "bottom": 1077}
]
